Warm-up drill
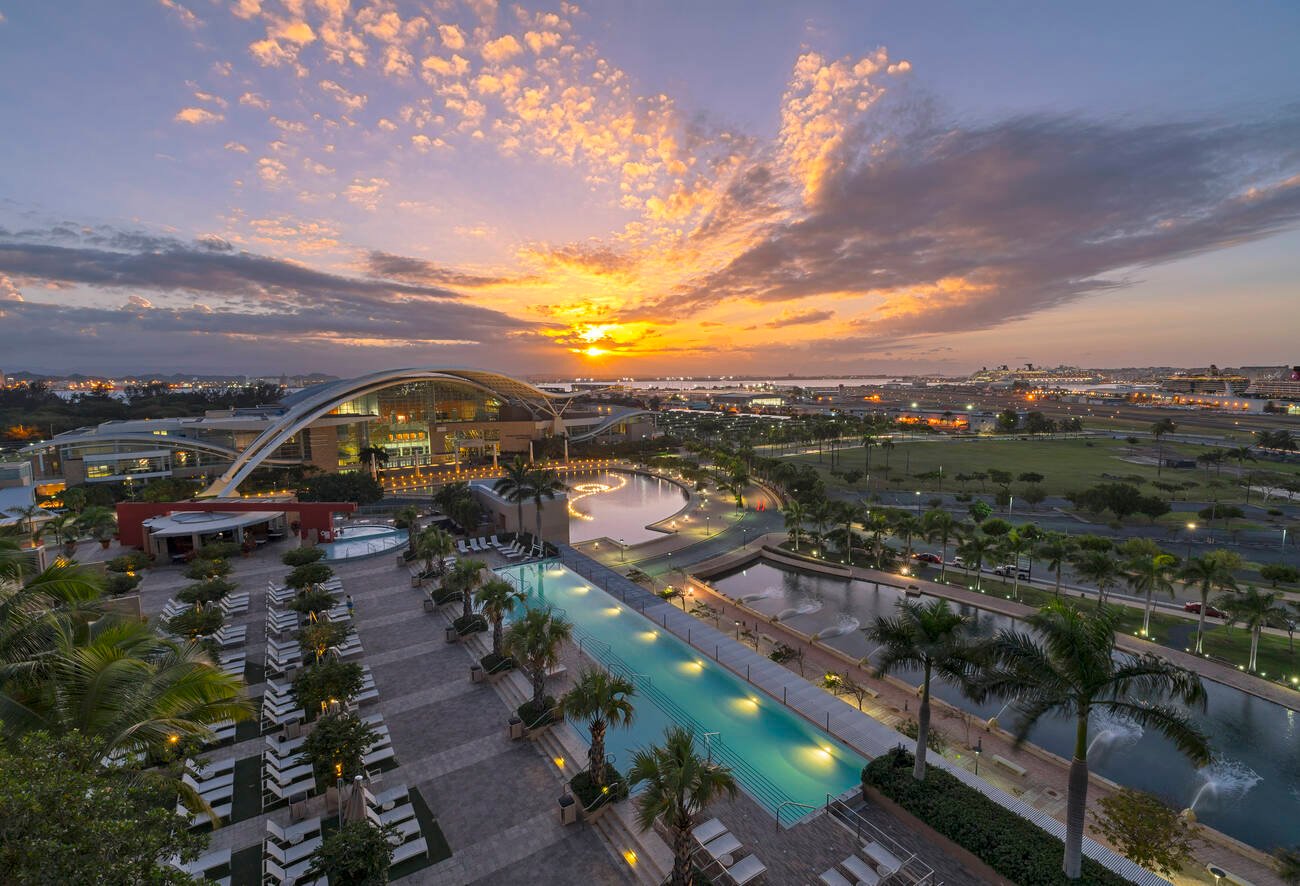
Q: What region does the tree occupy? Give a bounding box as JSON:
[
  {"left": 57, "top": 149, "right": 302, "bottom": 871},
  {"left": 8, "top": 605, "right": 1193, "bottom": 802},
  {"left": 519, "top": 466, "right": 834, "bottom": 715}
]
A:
[
  {"left": 997, "top": 529, "right": 1033, "bottom": 600},
  {"left": 297, "top": 472, "right": 384, "bottom": 504},
  {"left": 967, "top": 499, "right": 992, "bottom": 524},
  {"left": 975, "top": 601, "right": 1209, "bottom": 880},
  {"left": 392, "top": 505, "right": 420, "bottom": 558},
  {"left": 628, "top": 726, "right": 738, "bottom": 886},
  {"left": 1275, "top": 845, "right": 1300, "bottom": 885},
  {"left": 302, "top": 711, "right": 377, "bottom": 780},
  {"left": 559, "top": 668, "right": 636, "bottom": 788},
  {"left": 77, "top": 504, "right": 117, "bottom": 547},
  {"left": 294, "top": 659, "right": 365, "bottom": 713},
  {"left": 1151, "top": 417, "right": 1177, "bottom": 476},
  {"left": 504, "top": 606, "right": 572, "bottom": 714},
  {"left": 1179, "top": 550, "right": 1242, "bottom": 654},
  {"left": 892, "top": 512, "right": 921, "bottom": 558},
  {"left": 996, "top": 409, "right": 1019, "bottom": 432},
  {"left": 922, "top": 509, "right": 959, "bottom": 581},
  {"left": 1260, "top": 563, "right": 1300, "bottom": 589},
  {"left": 866, "top": 599, "right": 985, "bottom": 780},
  {"left": 444, "top": 557, "right": 485, "bottom": 625},
  {"left": 287, "top": 561, "right": 335, "bottom": 592},
  {"left": 956, "top": 530, "right": 996, "bottom": 590},
  {"left": 357, "top": 445, "right": 390, "bottom": 480},
  {"left": 1121, "top": 540, "right": 1176, "bottom": 637},
  {"left": 782, "top": 499, "right": 806, "bottom": 551},
  {"left": 524, "top": 467, "right": 566, "bottom": 543},
  {"left": 0, "top": 732, "right": 207, "bottom": 885},
  {"left": 1021, "top": 484, "right": 1047, "bottom": 510},
  {"left": 1036, "top": 533, "right": 1076, "bottom": 597},
  {"left": 1091, "top": 788, "right": 1197, "bottom": 878},
  {"left": 306, "top": 819, "right": 398, "bottom": 886},
  {"left": 492, "top": 456, "right": 534, "bottom": 533},
  {"left": 1072, "top": 549, "right": 1123, "bottom": 606},
  {"left": 475, "top": 577, "right": 524, "bottom": 659},
  {"left": 1215, "top": 585, "right": 1288, "bottom": 672},
  {"left": 415, "top": 526, "right": 454, "bottom": 578}
]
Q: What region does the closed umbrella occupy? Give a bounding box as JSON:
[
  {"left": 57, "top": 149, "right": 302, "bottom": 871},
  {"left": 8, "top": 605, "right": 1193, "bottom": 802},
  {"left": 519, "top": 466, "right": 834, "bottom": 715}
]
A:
[{"left": 342, "top": 774, "right": 368, "bottom": 823}]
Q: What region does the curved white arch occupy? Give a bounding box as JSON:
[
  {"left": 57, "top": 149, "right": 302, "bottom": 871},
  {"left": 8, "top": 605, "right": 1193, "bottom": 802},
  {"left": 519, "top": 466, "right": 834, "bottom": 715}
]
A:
[
  {"left": 204, "top": 368, "right": 565, "bottom": 497},
  {"left": 564, "top": 408, "right": 654, "bottom": 442}
]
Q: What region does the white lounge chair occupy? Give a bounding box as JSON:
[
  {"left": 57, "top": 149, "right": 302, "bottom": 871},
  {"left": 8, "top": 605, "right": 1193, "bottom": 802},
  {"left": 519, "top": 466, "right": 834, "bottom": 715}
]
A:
[
  {"left": 263, "top": 855, "right": 318, "bottom": 886},
  {"left": 725, "top": 854, "right": 767, "bottom": 886},
  {"left": 388, "top": 836, "right": 428, "bottom": 866},
  {"left": 489, "top": 534, "right": 504, "bottom": 548},
  {"left": 264, "top": 833, "right": 322, "bottom": 866},
  {"left": 819, "top": 869, "right": 856, "bottom": 886},
  {"left": 703, "top": 832, "right": 742, "bottom": 862},
  {"left": 839, "top": 854, "right": 880, "bottom": 886},
  {"left": 266, "top": 817, "right": 321, "bottom": 848},
  {"left": 861, "top": 841, "right": 902, "bottom": 876},
  {"left": 693, "top": 818, "right": 727, "bottom": 845},
  {"left": 456, "top": 539, "right": 469, "bottom": 554},
  {"left": 366, "top": 784, "right": 409, "bottom": 811}
]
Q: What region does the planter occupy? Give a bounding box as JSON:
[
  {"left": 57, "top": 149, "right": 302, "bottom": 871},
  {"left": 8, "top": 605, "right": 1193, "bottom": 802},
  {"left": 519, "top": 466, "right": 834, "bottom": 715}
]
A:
[
  {"left": 470, "top": 664, "right": 484, "bottom": 683},
  {"left": 558, "top": 793, "right": 578, "bottom": 826},
  {"left": 508, "top": 717, "right": 525, "bottom": 740},
  {"left": 422, "top": 599, "right": 437, "bottom": 613},
  {"left": 579, "top": 800, "right": 610, "bottom": 822},
  {"left": 444, "top": 626, "right": 459, "bottom": 644},
  {"left": 99, "top": 539, "right": 111, "bottom": 550}
]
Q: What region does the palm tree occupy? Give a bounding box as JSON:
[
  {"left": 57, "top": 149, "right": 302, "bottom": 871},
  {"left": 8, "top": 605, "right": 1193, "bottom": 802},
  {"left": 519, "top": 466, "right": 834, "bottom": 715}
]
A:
[
  {"left": 1072, "top": 549, "right": 1122, "bottom": 606},
  {"left": 559, "top": 668, "right": 636, "bottom": 787},
  {"left": 12, "top": 503, "right": 44, "bottom": 540},
  {"left": 42, "top": 513, "right": 79, "bottom": 556},
  {"left": 415, "top": 526, "right": 454, "bottom": 578},
  {"left": 866, "top": 598, "right": 985, "bottom": 780},
  {"left": 523, "top": 467, "right": 566, "bottom": 548},
  {"left": 996, "top": 529, "right": 1034, "bottom": 600},
  {"left": 1224, "top": 445, "right": 1258, "bottom": 503},
  {"left": 975, "top": 601, "right": 1209, "bottom": 879},
  {"left": 447, "top": 558, "right": 485, "bottom": 623},
  {"left": 1215, "top": 585, "right": 1288, "bottom": 672},
  {"left": 503, "top": 606, "right": 572, "bottom": 712},
  {"left": 474, "top": 577, "right": 524, "bottom": 658},
  {"left": 357, "top": 445, "right": 389, "bottom": 480},
  {"left": 956, "top": 530, "right": 996, "bottom": 591},
  {"left": 865, "top": 510, "right": 892, "bottom": 569},
  {"left": 922, "top": 509, "right": 959, "bottom": 581},
  {"left": 807, "top": 499, "right": 835, "bottom": 550},
  {"left": 1151, "top": 417, "right": 1177, "bottom": 476},
  {"left": 782, "top": 500, "right": 806, "bottom": 551},
  {"left": 628, "top": 726, "right": 738, "bottom": 886},
  {"left": 1179, "top": 550, "right": 1242, "bottom": 654},
  {"left": 1122, "top": 542, "right": 1177, "bottom": 637},
  {"left": 892, "top": 512, "right": 921, "bottom": 559},
  {"left": 492, "top": 456, "right": 533, "bottom": 534},
  {"left": 836, "top": 500, "right": 865, "bottom": 561},
  {"left": 1037, "top": 532, "right": 1077, "bottom": 597},
  {"left": 861, "top": 434, "right": 876, "bottom": 484},
  {"left": 393, "top": 505, "right": 420, "bottom": 558},
  {"left": 78, "top": 505, "right": 117, "bottom": 549}
]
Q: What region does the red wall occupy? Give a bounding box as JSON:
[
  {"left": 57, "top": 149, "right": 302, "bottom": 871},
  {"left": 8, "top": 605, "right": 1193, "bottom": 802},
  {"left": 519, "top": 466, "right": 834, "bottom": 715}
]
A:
[{"left": 116, "top": 501, "right": 357, "bottom": 548}]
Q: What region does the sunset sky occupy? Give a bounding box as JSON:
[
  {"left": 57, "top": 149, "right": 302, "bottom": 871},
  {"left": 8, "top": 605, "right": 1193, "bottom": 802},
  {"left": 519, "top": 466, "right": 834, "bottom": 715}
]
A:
[{"left": 1, "top": 1, "right": 1298, "bottom": 378}]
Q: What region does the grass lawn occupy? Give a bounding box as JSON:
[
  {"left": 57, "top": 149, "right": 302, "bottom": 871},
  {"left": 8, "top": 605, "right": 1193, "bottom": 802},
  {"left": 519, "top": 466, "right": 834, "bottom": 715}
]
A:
[
  {"left": 795, "top": 435, "right": 1300, "bottom": 506},
  {"left": 390, "top": 787, "right": 452, "bottom": 878},
  {"left": 228, "top": 756, "right": 264, "bottom": 824}
]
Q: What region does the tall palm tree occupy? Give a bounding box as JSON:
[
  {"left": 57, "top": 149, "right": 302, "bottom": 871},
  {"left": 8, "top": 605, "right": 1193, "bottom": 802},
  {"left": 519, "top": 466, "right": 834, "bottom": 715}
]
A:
[
  {"left": 357, "top": 445, "right": 389, "bottom": 480},
  {"left": 77, "top": 505, "right": 117, "bottom": 549},
  {"left": 892, "top": 512, "right": 921, "bottom": 559},
  {"left": 782, "top": 500, "right": 806, "bottom": 551},
  {"left": 807, "top": 499, "right": 835, "bottom": 549},
  {"left": 393, "top": 505, "right": 420, "bottom": 558},
  {"left": 836, "top": 500, "right": 865, "bottom": 561},
  {"left": 1151, "top": 417, "right": 1177, "bottom": 477},
  {"left": 866, "top": 599, "right": 985, "bottom": 780},
  {"left": 415, "top": 526, "right": 454, "bottom": 578},
  {"left": 922, "top": 509, "right": 959, "bottom": 581},
  {"left": 11, "top": 503, "right": 44, "bottom": 540},
  {"left": 628, "top": 726, "right": 738, "bottom": 886},
  {"left": 956, "top": 530, "right": 996, "bottom": 591},
  {"left": 523, "top": 467, "right": 566, "bottom": 547},
  {"left": 1224, "top": 445, "right": 1258, "bottom": 503},
  {"left": 975, "top": 601, "right": 1209, "bottom": 880},
  {"left": 559, "top": 668, "right": 636, "bottom": 788},
  {"left": 503, "top": 606, "right": 572, "bottom": 711},
  {"left": 865, "top": 510, "right": 892, "bottom": 569},
  {"left": 1215, "top": 585, "right": 1288, "bottom": 672},
  {"left": 1179, "top": 550, "right": 1242, "bottom": 654},
  {"left": 1072, "top": 549, "right": 1122, "bottom": 606},
  {"left": 1036, "top": 532, "right": 1077, "bottom": 597},
  {"left": 42, "top": 513, "right": 79, "bottom": 556},
  {"left": 1122, "top": 542, "right": 1177, "bottom": 637},
  {"left": 492, "top": 456, "right": 533, "bottom": 533},
  {"left": 474, "top": 577, "right": 524, "bottom": 658},
  {"left": 447, "top": 558, "right": 485, "bottom": 623}
]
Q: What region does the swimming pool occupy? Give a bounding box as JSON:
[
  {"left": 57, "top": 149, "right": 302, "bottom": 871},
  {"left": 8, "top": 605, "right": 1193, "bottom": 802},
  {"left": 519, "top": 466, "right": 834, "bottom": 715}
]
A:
[
  {"left": 566, "top": 470, "right": 689, "bottom": 546},
  {"left": 497, "top": 560, "right": 867, "bottom": 825},
  {"left": 320, "top": 525, "right": 408, "bottom": 560}
]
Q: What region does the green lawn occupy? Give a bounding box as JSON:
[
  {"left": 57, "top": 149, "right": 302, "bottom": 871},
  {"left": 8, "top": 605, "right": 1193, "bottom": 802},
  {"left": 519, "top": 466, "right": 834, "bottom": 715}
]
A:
[{"left": 796, "top": 435, "right": 1300, "bottom": 506}]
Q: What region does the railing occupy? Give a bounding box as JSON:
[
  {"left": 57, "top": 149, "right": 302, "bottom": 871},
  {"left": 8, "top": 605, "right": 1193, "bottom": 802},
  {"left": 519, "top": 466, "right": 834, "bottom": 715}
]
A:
[{"left": 826, "top": 796, "right": 935, "bottom": 885}]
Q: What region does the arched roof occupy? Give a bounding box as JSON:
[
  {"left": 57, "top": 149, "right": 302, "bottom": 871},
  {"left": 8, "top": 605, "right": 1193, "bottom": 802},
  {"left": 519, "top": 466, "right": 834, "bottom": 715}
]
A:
[{"left": 203, "top": 368, "right": 571, "bottom": 497}]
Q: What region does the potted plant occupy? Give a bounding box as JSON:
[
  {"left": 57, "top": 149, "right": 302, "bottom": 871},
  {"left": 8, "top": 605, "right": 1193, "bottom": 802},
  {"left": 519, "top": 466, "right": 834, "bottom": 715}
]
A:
[
  {"left": 504, "top": 607, "right": 571, "bottom": 735},
  {"left": 559, "top": 668, "right": 636, "bottom": 820}
]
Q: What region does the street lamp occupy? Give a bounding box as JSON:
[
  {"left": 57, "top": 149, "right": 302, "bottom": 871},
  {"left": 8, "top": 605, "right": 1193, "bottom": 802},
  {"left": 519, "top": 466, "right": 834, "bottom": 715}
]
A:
[
  {"left": 734, "top": 619, "right": 741, "bottom": 640},
  {"left": 1184, "top": 522, "right": 1197, "bottom": 560},
  {"left": 975, "top": 737, "right": 982, "bottom": 775},
  {"left": 620, "top": 538, "right": 626, "bottom": 562}
]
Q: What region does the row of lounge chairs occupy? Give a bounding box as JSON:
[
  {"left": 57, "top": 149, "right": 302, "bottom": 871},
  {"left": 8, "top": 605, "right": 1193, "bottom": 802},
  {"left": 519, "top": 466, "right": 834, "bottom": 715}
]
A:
[
  {"left": 819, "top": 840, "right": 904, "bottom": 886},
  {"left": 455, "top": 535, "right": 537, "bottom": 559},
  {"left": 691, "top": 817, "right": 767, "bottom": 885}
]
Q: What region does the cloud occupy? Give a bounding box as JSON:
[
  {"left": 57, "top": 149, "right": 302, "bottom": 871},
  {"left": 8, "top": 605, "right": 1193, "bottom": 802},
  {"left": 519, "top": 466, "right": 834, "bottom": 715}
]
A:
[
  {"left": 438, "top": 24, "right": 466, "bottom": 50},
  {"left": 344, "top": 176, "right": 388, "bottom": 210},
  {"left": 366, "top": 251, "right": 516, "bottom": 287},
  {"left": 481, "top": 34, "right": 523, "bottom": 63},
  {"left": 766, "top": 308, "right": 833, "bottom": 328},
  {"left": 239, "top": 91, "right": 270, "bottom": 109},
  {"left": 174, "top": 106, "right": 224, "bottom": 124},
  {"left": 0, "top": 274, "right": 22, "bottom": 302},
  {"left": 224, "top": 141, "right": 249, "bottom": 153},
  {"left": 319, "top": 79, "right": 366, "bottom": 111},
  {"left": 158, "top": 0, "right": 201, "bottom": 29},
  {"left": 454, "top": 224, "right": 497, "bottom": 239}
]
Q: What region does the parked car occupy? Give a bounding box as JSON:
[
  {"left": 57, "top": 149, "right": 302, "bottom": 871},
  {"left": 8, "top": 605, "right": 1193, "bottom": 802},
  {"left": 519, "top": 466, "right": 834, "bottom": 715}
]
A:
[
  {"left": 992, "top": 564, "right": 1030, "bottom": 580},
  {"left": 912, "top": 552, "right": 943, "bottom": 564},
  {"left": 1184, "top": 601, "right": 1227, "bottom": 618},
  {"left": 950, "top": 556, "right": 967, "bottom": 568}
]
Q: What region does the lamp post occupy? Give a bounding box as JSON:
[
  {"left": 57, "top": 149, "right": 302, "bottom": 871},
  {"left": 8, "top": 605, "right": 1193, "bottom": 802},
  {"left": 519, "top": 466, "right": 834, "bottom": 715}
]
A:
[
  {"left": 734, "top": 619, "right": 741, "bottom": 640},
  {"left": 1184, "top": 522, "right": 1197, "bottom": 560},
  {"left": 620, "top": 538, "right": 626, "bottom": 562},
  {"left": 974, "top": 738, "right": 982, "bottom": 775}
]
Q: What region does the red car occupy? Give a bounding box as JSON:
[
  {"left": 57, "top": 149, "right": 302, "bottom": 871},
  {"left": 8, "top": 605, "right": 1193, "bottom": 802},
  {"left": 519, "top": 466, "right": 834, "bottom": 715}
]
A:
[
  {"left": 912, "top": 552, "right": 943, "bottom": 564},
  {"left": 1184, "top": 602, "right": 1227, "bottom": 619}
]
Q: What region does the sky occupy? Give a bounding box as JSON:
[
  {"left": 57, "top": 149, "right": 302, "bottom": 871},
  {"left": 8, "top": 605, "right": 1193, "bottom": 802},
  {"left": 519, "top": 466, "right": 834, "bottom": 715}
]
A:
[{"left": 0, "top": 0, "right": 1298, "bottom": 379}]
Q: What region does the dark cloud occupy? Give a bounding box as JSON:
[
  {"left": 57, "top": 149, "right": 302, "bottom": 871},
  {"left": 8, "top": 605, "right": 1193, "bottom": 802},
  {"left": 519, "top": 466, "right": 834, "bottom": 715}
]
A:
[
  {"left": 661, "top": 112, "right": 1300, "bottom": 337},
  {"left": 365, "top": 250, "right": 517, "bottom": 287},
  {"left": 766, "top": 308, "right": 833, "bottom": 328}
]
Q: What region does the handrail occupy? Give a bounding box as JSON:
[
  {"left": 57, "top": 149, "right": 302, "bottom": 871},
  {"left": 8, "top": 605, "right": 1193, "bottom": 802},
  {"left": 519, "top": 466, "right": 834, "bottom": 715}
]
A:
[{"left": 774, "top": 800, "right": 818, "bottom": 830}]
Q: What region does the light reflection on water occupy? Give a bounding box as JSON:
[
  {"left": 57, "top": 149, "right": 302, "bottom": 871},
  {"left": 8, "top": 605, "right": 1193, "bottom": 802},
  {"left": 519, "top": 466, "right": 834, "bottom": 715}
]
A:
[{"left": 567, "top": 470, "right": 688, "bottom": 545}]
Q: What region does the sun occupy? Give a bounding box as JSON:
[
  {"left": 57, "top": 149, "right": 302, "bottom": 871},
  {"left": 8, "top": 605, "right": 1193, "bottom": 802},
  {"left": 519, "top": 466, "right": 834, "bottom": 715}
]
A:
[{"left": 583, "top": 346, "right": 608, "bottom": 357}]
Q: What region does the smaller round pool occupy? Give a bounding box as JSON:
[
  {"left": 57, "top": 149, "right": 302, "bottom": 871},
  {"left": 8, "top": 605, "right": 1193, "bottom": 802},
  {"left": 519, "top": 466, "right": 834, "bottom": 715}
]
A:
[{"left": 320, "top": 525, "right": 408, "bottom": 560}]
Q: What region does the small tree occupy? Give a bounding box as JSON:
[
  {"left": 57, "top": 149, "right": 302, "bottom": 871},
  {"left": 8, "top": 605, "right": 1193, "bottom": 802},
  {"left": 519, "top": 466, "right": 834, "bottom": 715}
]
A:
[
  {"left": 1260, "top": 564, "right": 1299, "bottom": 589},
  {"left": 302, "top": 712, "right": 377, "bottom": 781},
  {"left": 559, "top": 668, "right": 636, "bottom": 789},
  {"left": 306, "top": 819, "right": 397, "bottom": 886},
  {"left": 294, "top": 660, "right": 365, "bottom": 713},
  {"left": 165, "top": 605, "right": 224, "bottom": 641},
  {"left": 298, "top": 621, "right": 353, "bottom": 663},
  {"left": 184, "top": 558, "right": 231, "bottom": 581},
  {"left": 287, "top": 562, "right": 335, "bottom": 591},
  {"left": 282, "top": 546, "right": 327, "bottom": 567},
  {"left": 177, "top": 577, "right": 237, "bottom": 605},
  {"left": 1091, "top": 788, "right": 1197, "bottom": 878},
  {"left": 289, "top": 587, "right": 340, "bottom": 616}
]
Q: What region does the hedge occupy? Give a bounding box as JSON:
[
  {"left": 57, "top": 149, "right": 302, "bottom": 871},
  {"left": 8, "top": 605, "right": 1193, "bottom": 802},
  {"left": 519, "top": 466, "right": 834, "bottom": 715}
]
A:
[
  {"left": 282, "top": 546, "right": 326, "bottom": 567},
  {"left": 862, "top": 748, "right": 1137, "bottom": 886}
]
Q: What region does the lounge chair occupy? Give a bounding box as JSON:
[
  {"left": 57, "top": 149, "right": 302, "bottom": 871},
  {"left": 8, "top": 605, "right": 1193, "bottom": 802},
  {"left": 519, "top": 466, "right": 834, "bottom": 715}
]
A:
[
  {"left": 263, "top": 855, "right": 319, "bottom": 886},
  {"left": 692, "top": 818, "right": 727, "bottom": 845},
  {"left": 456, "top": 539, "right": 469, "bottom": 554},
  {"left": 265, "top": 760, "right": 313, "bottom": 786},
  {"left": 703, "top": 832, "right": 742, "bottom": 863},
  {"left": 489, "top": 534, "right": 504, "bottom": 548},
  {"left": 388, "top": 836, "right": 428, "bottom": 866},
  {"left": 819, "top": 870, "right": 855, "bottom": 886},
  {"left": 263, "top": 775, "right": 314, "bottom": 803},
  {"left": 725, "top": 854, "right": 767, "bottom": 886},
  {"left": 266, "top": 817, "right": 321, "bottom": 848},
  {"left": 170, "top": 847, "right": 231, "bottom": 877},
  {"left": 468, "top": 538, "right": 482, "bottom": 552},
  {"left": 367, "top": 801, "right": 416, "bottom": 828},
  {"left": 839, "top": 854, "right": 881, "bottom": 886},
  {"left": 264, "top": 833, "right": 322, "bottom": 867},
  {"left": 366, "top": 784, "right": 409, "bottom": 811},
  {"left": 188, "top": 756, "right": 236, "bottom": 777},
  {"left": 861, "top": 842, "right": 902, "bottom": 876}
]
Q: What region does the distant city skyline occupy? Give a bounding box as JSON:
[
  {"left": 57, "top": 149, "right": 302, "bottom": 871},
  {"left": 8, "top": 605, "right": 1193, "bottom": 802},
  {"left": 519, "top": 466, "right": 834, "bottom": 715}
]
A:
[{"left": 1, "top": 1, "right": 1298, "bottom": 376}]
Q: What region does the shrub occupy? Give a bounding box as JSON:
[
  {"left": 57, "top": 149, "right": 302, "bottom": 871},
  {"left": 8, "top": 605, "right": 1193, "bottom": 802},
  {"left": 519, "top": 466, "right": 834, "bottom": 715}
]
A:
[
  {"left": 293, "top": 660, "right": 364, "bottom": 714},
  {"left": 298, "top": 621, "right": 353, "bottom": 659},
  {"left": 286, "top": 562, "right": 334, "bottom": 590},
  {"left": 431, "top": 586, "right": 462, "bottom": 605},
  {"left": 177, "top": 578, "right": 237, "bottom": 605},
  {"left": 106, "top": 551, "right": 152, "bottom": 573},
  {"left": 165, "top": 607, "right": 224, "bottom": 641},
  {"left": 479, "top": 652, "right": 515, "bottom": 674},
  {"left": 569, "top": 764, "right": 629, "bottom": 812},
  {"left": 282, "top": 546, "right": 327, "bottom": 567},
  {"left": 897, "top": 719, "right": 948, "bottom": 753},
  {"left": 288, "top": 587, "right": 340, "bottom": 616},
  {"left": 184, "top": 559, "right": 231, "bottom": 581},
  {"left": 301, "top": 712, "right": 377, "bottom": 781},
  {"left": 197, "top": 542, "right": 241, "bottom": 560},
  {"left": 862, "top": 748, "right": 1136, "bottom": 886},
  {"left": 104, "top": 572, "right": 143, "bottom": 596},
  {"left": 453, "top": 613, "right": 487, "bottom": 635},
  {"left": 305, "top": 820, "right": 397, "bottom": 885},
  {"left": 517, "top": 695, "right": 557, "bottom": 728}
]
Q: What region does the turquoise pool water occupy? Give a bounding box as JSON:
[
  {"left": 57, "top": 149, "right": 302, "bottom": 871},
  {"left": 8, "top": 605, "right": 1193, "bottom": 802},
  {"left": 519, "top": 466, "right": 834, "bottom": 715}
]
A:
[
  {"left": 497, "top": 560, "right": 867, "bottom": 824},
  {"left": 320, "top": 525, "right": 407, "bottom": 560}
]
